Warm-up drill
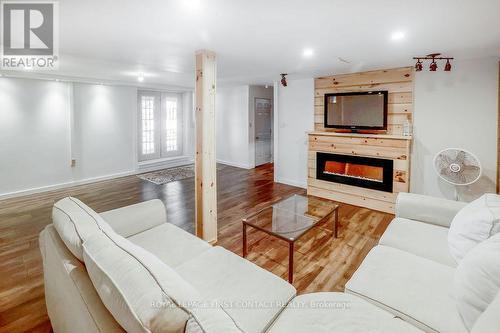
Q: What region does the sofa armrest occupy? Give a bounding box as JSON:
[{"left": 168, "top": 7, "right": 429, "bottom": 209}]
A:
[
  {"left": 395, "top": 192, "right": 466, "bottom": 228},
  {"left": 100, "top": 199, "right": 167, "bottom": 238}
]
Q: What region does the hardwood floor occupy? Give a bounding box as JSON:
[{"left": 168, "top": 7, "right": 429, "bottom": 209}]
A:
[{"left": 0, "top": 163, "right": 392, "bottom": 332}]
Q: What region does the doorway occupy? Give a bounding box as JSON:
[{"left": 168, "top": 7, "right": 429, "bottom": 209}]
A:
[{"left": 254, "top": 97, "right": 273, "bottom": 166}]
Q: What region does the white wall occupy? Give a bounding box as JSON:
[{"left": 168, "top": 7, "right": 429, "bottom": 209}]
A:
[
  {"left": 248, "top": 85, "right": 274, "bottom": 167},
  {"left": 275, "top": 78, "right": 315, "bottom": 188},
  {"left": 215, "top": 85, "right": 252, "bottom": 168},
  {"left": 72, "top": 83, "right": 137, "bottom": 180},
  {"left": 0, "top": 78, "right": 73, "bottom": 194},
  {"left": 412, "top": 58, "right": 499, "bottom": 201},
  {"left": 0, "top": 77, "right": 193, "bottom": 198}
]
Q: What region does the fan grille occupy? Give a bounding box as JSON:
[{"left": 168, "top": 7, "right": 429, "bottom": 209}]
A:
[{"left": 434, "top": 149, "right": 481, "bottom": 185}]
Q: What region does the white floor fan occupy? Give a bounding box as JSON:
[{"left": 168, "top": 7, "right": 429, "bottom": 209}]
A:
[{"left": 433, "top": 148, "right": 482, "bottom": 201}]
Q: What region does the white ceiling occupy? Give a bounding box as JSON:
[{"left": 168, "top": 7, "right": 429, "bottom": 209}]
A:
[{"left": 5, "top": 0, "right": 500, "bottom": 88}]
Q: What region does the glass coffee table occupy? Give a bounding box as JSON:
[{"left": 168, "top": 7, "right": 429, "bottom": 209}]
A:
[{"left": 242, "top": 194, "right": 339, "bottom": 283}]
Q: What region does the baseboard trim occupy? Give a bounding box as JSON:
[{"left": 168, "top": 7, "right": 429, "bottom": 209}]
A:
[
  {"left": 276, "top": 177, "right": 307, "bottom": 189},
  {"left": 0, "top": 170, "right": 137, "bottom": 200},
  {"left": 0, "top": 158, "right": 196, "bottom": 200},
  {"left": 216, "top": 159, "right": 253, "bottom": 169}
]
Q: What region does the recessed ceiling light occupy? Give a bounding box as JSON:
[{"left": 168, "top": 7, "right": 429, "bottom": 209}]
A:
[
  {"left": 303, "top": 48, "right": 315, "bottom": 58},
  {"left": 391, "top": 31, "right": 405, "bottom": 41},
  {"left": 183, "top": 0, "right": 201, "bottom": 11},
  {"left": 138, "top": 73, "right": 145, "bottom": 82}
]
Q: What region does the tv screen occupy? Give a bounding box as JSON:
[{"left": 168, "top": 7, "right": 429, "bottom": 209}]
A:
[{"left": 324, "top": 91, "right": 388, "bottom": 131}]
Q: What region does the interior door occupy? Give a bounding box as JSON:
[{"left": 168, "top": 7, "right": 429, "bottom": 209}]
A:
[{"left": 254, "top": 98, "right": 273, "bottom": 166}]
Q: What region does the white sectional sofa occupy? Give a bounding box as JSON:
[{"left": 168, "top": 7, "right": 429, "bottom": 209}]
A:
[{"left": 40, "top": 193, "right": 500, "bottom": 333}]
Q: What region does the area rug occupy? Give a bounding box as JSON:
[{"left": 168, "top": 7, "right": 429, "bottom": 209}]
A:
[{"left": 138, "top": 165, "right": 195, "bottom": 185}]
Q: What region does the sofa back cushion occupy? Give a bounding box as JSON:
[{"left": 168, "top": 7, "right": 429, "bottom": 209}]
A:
[
  {"left": 53, "top": 197, "right": 112, "bottom": 261},
  {"left": 83, "top": 231, "right": 241, "bottom": 333},
  {"left": 454, "top": 233, "right": 500, "bottom": 331},
  {"left": 448, "top": 194, "right": 500, "bottom": 262}
]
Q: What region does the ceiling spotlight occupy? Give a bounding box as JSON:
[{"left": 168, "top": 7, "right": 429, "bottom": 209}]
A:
[
  {"left": 413, "top": 53, "right": 453, "bottom": 72},
  {"left": 303, "top": 48, "right": 314, "bottom": 58},
  {"left": 138, "top": 73, "right": 145, "bottom": 82},
  {"left": 429, "top": 61, "right": 438, "bottom": 71},
  {"left": 391, "top": 31, "right": 405, "bottom": 41},
  {"left": 415, "top": 59, "right": 423, "bottom": 72},
  {"left": 444, "top": 59, "right": 452, "bottom": 71},
  {"left": 280, "top": 73, "right": 288, "bottom": 87}
]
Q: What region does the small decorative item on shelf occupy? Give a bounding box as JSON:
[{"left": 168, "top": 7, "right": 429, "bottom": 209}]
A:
[{"left": 403, "top": 119, "right": 412, "bottom": 136}]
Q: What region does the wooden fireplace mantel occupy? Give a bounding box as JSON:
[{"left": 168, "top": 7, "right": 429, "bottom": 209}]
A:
[{"left": 307, "top": 131, "right": 412, "bottom": 141}]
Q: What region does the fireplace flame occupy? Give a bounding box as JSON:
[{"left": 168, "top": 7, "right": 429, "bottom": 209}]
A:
[{"left": 324, "top": 161, "right": 384, "bottom": 183}]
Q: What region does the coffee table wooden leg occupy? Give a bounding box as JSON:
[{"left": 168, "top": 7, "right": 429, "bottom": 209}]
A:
[
  {"left": 288, "top": 241, "right": 294, "bottom": 283},
  {"left": 242, "top": 223, "right": 247, "bottom": 258}
]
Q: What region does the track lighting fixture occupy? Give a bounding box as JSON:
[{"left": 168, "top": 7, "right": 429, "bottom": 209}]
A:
[
  {"left": 412, "top": 53, "right": 453, "bottom": 72},
  {"left": 280, "top": 73, "right": 288, "bottom": 87}
]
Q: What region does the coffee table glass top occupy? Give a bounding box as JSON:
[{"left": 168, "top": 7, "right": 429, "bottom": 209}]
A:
[{"left": 243, "top": 195, "right": 339, "bottom": 241}]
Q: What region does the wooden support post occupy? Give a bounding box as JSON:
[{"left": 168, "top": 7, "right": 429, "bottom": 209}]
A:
[{"left": 195, "top": 50, "right": 218, "bottom": 243}]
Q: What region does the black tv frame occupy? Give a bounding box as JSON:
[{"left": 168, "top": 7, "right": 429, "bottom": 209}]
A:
[{"left": 323, "top": 90, "right": 388, "bottom": 131}]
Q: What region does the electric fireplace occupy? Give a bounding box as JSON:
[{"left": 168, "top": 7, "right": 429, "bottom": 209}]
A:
[{"left": 316, "top": 152, "right": 394, "bottom": 192}]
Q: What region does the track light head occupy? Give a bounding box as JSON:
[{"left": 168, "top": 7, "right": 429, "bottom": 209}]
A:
[
  {"left": 444, "top": 59, "right": 452, "bottom": 72},
  {"left": 429, "top": 61, "right": 438, "bottom": 71},
  {"left": 415, "top": 60, "right": 423, "bottom": 72},
  {"left": 280, "top": 73, "right": 288, "bottom": 87}
]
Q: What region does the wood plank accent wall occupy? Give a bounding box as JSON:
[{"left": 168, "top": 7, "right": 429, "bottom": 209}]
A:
[
  {"left": 308, "top": 67, "right": 414, "bottom": 214},
  {"left": 314, "top": 67, "right": 414, "bottom": 135}
]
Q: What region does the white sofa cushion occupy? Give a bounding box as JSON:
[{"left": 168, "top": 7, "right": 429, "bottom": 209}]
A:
[
  {"left": 53, "top": 197, "right": 112, "bottom": 261},
  {"left": 471, "top": 291, "right": 500, "bottom": 333},
  {"left": 128, "top": 223, "right": 211, "bottom": 268},
  {"left": 100, "top": 199, "right": 167, "bottom": 238},
  {"left": 345, "top": 245, "right": 467, "bottom": 333},
  {"left": 454, "top": 233, "right": 500, "bottom": 331},
  {"left": 83, "top": 231, "right": 241, "bottom": 333},
  {"left": 176, "top": 246, "right": 296, "bottom": 333},
  {"left": 448, "top": 194, "right": 500, "bottom": 262},
  {"left": 380, "top": 217, "right": 456, "bottom": 267},
  {"left": 267, "top": 292, "right": 423, "bottom": 333}
]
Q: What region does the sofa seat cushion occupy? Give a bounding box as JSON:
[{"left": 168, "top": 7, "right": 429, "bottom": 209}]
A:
[
  {"left": 379, "top": 217, "right": 456, "bottom": 267},
  {"left": 267, "top": 292, "right": 423, "bottom": 333},
  {"left": 345, "top": 245, "right": 467, "bottom": 333},
  {"left": 53, "top": 197, "right": 113, "bottom": 261},
  {"left": 83, "top": 232, "right": 241, "bottom": 333},
  {"left": 127, "top": 223, "right": 212, "bottom": 268},
  {"left": 176, "top": 246, "right": 297, "bottom": 333}
]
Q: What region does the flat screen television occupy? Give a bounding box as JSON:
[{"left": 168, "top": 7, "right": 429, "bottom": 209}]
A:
[{"left": 324, "top": 91, "right": 388, "bottom": 131}]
